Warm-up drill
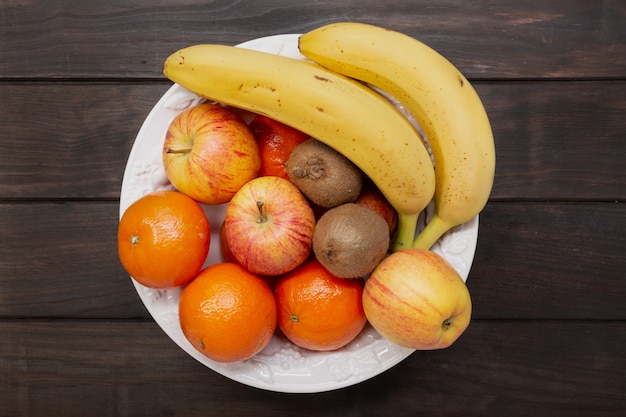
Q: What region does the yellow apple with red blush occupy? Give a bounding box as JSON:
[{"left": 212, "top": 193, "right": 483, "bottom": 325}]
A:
[
  {"left": 363, "top": 248, "right": 472, "bottom": 350},
  {"left": 162, "top": 103, "right": 261, "bottom": 205}
]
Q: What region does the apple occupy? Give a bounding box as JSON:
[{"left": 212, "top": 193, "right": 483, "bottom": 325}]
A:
[
  {"left": 162, "top": 103, "right": 261, "bottom": 205},
  {"left": 224, "top": 176, "right": 316, "bottom": 276},
  {"left": 362, "top": 248, "right": 471, "bottom": 350},
  {"left": 354, "top": 183, "right": 398, "bottom": 235}
]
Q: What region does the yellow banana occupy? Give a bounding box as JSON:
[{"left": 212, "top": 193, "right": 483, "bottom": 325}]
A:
[
  {"left": 163, "top": 44, "right": 435, "bottom": 250},
  {"left": 299, "top": 22, "right": 496, "bottom": 249}
]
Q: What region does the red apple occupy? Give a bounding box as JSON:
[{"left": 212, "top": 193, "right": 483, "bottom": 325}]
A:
[
  {"left": 162, "top": 103, "right": 261, "bottom": 205},
  {"left": 354, "top": 183, "right": 398, "bottom": 235},
  {"left": 224, "top": 176, "right": 316, "bottom": 276},
  {"left": 363, "top": 248, "right": 471, "bottom": 350}
]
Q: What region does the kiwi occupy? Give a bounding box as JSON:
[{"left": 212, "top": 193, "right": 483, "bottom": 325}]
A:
[
  {"left": 312, "top": 203, "right": 390, "bottom": 278},
  {"left": 285, "top": 138, "right": 362, "bottom": 209}
]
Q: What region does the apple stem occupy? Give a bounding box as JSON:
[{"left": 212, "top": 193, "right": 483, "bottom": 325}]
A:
[
  {"left": 256, "top": 201, "right": 268, "bottom": 223},
  {"left": 165, "top": 148, "right": 192, "bottom": 154}
]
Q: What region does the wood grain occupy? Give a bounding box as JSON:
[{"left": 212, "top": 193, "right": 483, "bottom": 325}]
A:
[
  {"left": 0, "top": 202, "right": 144, "bottom": 318},
  {"left": 0, "top": 0, "right": 624, "bottom": 79},
  {"left": 471, "top": 202, "right": 626, "bottom": 320},
  {"left": 482, "top": 81, "right": 626, "bottom": 201},
  {"left": 0, "top": 82, "right": 170, "bottom": 199},
  {"left": 1, "top": 320, "right": 624, "bottom": 416}
]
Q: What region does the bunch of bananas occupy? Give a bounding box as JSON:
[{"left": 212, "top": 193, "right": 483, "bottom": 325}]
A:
[{"left": 163, "top": 22, "right": 495, "bottom": 252}]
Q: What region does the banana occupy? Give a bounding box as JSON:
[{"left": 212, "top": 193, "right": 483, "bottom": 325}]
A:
[
  {"left": 299, "top": 22, "right": 496, "bottom": 249},
  {"left": 163, "top": 44, "right": 435, "bottom": 250}
]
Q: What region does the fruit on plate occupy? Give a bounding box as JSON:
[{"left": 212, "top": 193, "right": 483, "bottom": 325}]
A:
[
  {"left": 179, "top": 262, "right": 277, "bottom": 362},
  {"left": 274, "top": 259, "right": 367, "bottom": 351},
  {"left": 299, "top": 22, "right": 496, "bottom": 249},
  {"left": 224, "top": 175, "right": 316, "bottom": 276},
  {"left": 312, "top": 203, "right": 389, "bottom": 279},
  {"left": 153, "top": 22, "right": 495, "bottom": 362},
  {"left": 162, "top": 44, "right": 436, "bottom": 251},
  {"left": 162, "top": 102, "right": 261, "bottom": 205},
  {"left": 362, "top": 248, "right": 472, "bottom": 350},
  {"left": 248, "top": 114, "right": 309, "bottom": 180},
  {"left": 117, "top": 190, "right": 210, "bottom": 288},
  {"left": 285, "top": 138, "right": 363, "bottom": 209}
]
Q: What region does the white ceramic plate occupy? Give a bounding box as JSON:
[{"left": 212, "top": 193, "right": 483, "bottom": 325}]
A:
[{"left": 119, "top": 34, "right": 479, "bottom": 393}]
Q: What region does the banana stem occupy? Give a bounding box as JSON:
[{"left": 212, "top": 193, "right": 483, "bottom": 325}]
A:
[
  {"left": 412, "top": 214, "right": 454, "bottom": 249},
  {"left": 392, "top": 213, "right": 419, "bottom": 252}
]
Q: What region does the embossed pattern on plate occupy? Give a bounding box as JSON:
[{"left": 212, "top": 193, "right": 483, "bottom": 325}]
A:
[{"left": 119, "top": 34, "right": 478, "bottom": 393}]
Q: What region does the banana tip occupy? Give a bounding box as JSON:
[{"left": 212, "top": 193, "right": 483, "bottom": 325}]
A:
[{"left": 163, "top": 51, "right": 183, "bottom": 79}]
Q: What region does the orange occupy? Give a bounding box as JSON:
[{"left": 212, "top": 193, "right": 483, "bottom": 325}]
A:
[
  {"left": 179, "top": 263, "right": 277, "bottom": 362},
  {"left": 274, "top": 259, "right": 367, "bottom": 351},
  {"left": 117, "top": 190, "right": 210, "bottom": 288},
  {"left": 248, "top": 115, "right": 309, "bottom": 179}
]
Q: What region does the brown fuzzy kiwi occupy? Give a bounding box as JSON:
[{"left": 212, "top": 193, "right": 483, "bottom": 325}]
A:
[
  {"left": 285, "top": 138, "right": 362, "bottom": 209},
  {"left": 312, "top": 203, "right": 390, "bottom": 278}
]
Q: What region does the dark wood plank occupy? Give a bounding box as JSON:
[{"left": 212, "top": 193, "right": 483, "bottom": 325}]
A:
[
  {"left": 0, "top": 201, "right": 146, "bottom": 318},
  {"left": 483, "top": 81, "right": 626, "bottom": 201},
  {"left": 470, "top": 202, "right": 626, "bottom": 320},
  {"left": 1, "top": 81, "right": 625, "bottom": 200},
  {"left": 0, "top": 0, "right": 624, "bottom": 79},
  {"left": 1, "top": 320, "right": 624, "bottom": 416},
  {"left": 1, "top": 201, "right": 623, "bottom": 320},
  {"left": 0, "top": 82, "right": 170, "bottom": 199}
]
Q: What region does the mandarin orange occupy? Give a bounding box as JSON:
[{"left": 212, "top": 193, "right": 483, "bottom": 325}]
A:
[
  {"left": 117, "top": 190, "right": 210, "bottom": 288},
  {"left": 249, "top": 115, "right": 309, "bottom": 179},
  {"left": 274, "top": 259, "right": 367, "bottom": 351},
  {"left": 179, "top": 262, "right": 277, "bottom": 363}
]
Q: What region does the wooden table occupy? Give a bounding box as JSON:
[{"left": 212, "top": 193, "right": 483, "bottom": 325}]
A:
[{"left": 2, "top": 1, "right": 625, "bottom": 415}]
